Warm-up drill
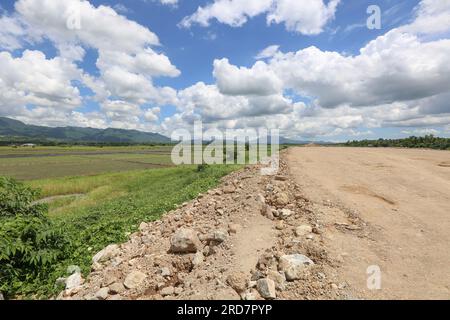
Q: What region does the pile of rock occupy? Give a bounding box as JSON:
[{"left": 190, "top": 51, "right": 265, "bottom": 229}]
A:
[{"left": 58, "top": 155, "right": 342, "bottom": 301}]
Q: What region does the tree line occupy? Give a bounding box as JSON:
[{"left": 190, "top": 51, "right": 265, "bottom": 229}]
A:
[{"left": 343, "top": 135, "right": 450, "bottom": 150}]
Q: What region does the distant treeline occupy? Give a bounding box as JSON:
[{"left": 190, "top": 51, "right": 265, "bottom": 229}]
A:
[
  {"left": 0, "top": 138, "right": 175, "bottom": 147},
  {"left": 342, "top": 135, "right": 450, "bottom": 150}
]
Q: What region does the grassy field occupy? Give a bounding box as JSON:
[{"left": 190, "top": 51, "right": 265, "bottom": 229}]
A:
[{"left": 0, "top": 146, "right": 174, "bottom": 180}]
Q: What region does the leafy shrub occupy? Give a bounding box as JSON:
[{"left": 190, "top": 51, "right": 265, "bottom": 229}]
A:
[
  {"left": 0, "top": 177, "right": 70, "bottom": 298},
  {"left": 0, "top": 177, "right": 47, "bottom": 217}
]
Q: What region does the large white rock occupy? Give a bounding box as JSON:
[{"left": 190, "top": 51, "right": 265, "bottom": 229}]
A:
[
  {"left": 170, "top": 228, "right": 202, "bottom": 253},
  {"left": 66, "top": 265, "right": 81, "bottom": 275},
  {"left": 65, "top": 272, "right": 83, "bottom": 290},
  {"left": 279, "top": 254, "right": 314, "bottom": 281},
  {"left": 92, "top": 244, "right": 120, "bottom": 264},
  {"left": 124, "top": 271, "right": 147, "bottom": 289}
]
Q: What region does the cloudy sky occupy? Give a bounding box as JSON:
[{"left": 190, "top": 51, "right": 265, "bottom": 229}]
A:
[{"left": 0, "top": 0, "right": 449, "bottom": 141}]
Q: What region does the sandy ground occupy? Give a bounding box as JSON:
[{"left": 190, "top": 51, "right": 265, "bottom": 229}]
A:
[{"left": 286, "top": 147, "right": 450, "bottom": 300}]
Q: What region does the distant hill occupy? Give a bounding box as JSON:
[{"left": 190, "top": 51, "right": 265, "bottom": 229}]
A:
[{"left": 0, "top": 117, "right": 171, "bottom": 144}]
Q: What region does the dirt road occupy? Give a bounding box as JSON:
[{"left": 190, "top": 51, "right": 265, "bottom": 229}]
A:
[{"left": 286, "top": 147, "right": 450, "bottom": 299}]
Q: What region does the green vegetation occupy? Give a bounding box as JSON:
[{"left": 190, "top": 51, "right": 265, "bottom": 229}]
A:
[
  {"left": 0, "top": 177, "right": 71, "bottom": 299},
  {"left": 343, "top": 135, "right": 450, "bottom": 150},
  {"left": 0, "top": 164, "right": 240, "bottom": 299}
]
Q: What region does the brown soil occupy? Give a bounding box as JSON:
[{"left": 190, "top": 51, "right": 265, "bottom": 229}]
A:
[
  {"left": 286, "top": 147, "right": 450, "bottom": 299},
  {"left": 60, "top": 147, "right": 450, "bottom": 301}
]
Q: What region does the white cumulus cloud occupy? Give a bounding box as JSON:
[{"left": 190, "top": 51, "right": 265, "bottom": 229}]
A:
[{"left": 180, "top": 0, "right": 339, "bottom": 35}]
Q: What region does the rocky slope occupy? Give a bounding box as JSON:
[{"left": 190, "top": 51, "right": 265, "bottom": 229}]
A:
[{"left": 59, "top": 154, "right": 350, "bottom": 300}]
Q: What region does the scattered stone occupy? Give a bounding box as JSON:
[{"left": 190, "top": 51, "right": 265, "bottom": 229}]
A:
[
  {"left": 274, "top": 193, "right": 289, "bottom": 207},
  {"left": 209, "top": 230, "right": 228, "bottom": 244},
  {"left": 174, "top": 287, "right": 183, "bottom": 295},
  {"left": 124, "top": 271, "right": 146, "bottom": 289},
  {"left": 95, "top": 287, "right": 109, "bottom": 300},
  {"left": 170, "top": 228, "right": 202, "bottom": 253},
  {"left": 280, "top": 209, "right": 293, "bottom": 219},
  {"left": 65, "top": 272, "right": 83, "bottom": 290},
  {"left": 276, "top": 221, "right": 285, "bottom": 230},
  {"left": 256, "top": 278, "right": 276, "bottom": 300},
  {"left": 261, "top": 204, "right": 274, "bottom": 220},
  {"left": 161, "top": 267, "right": 171, "bottom": 277},
  {"left": 275, "top": 175, "right": 288, "bottom": 181},
  {"left": 203, "top": 245, "right": 216, "bottom": 257},
  {"left": 279, "top": 254, "right": 315, "bottom": 281},
  {"left": 227, "top": 272, "right": 248, "bottom": 293},
  {"left": 223, "top": 185, "right": 236, "bottom": 194},
  {"left": 92, "top": 244, "right": 120, "bottom": 264},
  {"left": 91, "top": 262, "right": 103, "bottom": 272},
  {"left": 251, "top": 270, "right": 265, "bottom": 281},
  {"left": 228, "top": 223, "right": 242, "bottom": 234},
  {"left": 192, "top": 251, "right": 204, "bottom": 267},
  {"left": 66, "top": 265, "right": 81, "bottom": 275},
  {"left": 242, "top": 289, "right": 259, "bottom": 300},
  {"left": 295, "top": 225, "right": 313, "bottom": 237},
  {"left": 109, "top": 283, "right": 125, "bottom": 295},
  {"left": 267, "top": 270, "right": 286, "bottom": 291},
  {"left": 161, "top": 286, "right": 175, "bottom": 297}
]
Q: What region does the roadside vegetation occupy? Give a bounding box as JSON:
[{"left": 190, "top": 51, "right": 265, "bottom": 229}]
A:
[
  {"left": 343, "top": 135, "right": 450, "bottom": 150},
  {"left": 0, "top": 164, "right": 240, "bottom": 299}
]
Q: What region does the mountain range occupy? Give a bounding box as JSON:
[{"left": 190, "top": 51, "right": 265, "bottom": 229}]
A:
[
  {"left": 0, "top": 117, "right": 171, "bottom": 144},
  {"left": 0, "top": 117, "right": 328, "bottom": 145}
]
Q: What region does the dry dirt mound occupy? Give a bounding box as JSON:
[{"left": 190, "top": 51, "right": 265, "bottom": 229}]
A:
[{"left": 60, "top": 155, "right": 349, "bottom": 300}]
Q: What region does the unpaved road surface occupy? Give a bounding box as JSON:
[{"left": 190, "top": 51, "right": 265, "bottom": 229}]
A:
[
  {"left": 60, "top": 148, "right": 449, "bottom": 301},
  {"left": 287, "top": 147, "right": 450, "bottom": 299}
]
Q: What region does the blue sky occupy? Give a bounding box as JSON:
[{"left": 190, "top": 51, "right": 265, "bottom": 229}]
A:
[{"left": 0, "top": 0, "right": 449, "bottom": 141}]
